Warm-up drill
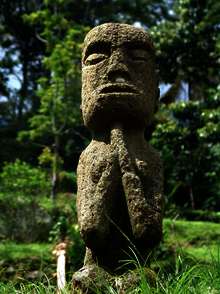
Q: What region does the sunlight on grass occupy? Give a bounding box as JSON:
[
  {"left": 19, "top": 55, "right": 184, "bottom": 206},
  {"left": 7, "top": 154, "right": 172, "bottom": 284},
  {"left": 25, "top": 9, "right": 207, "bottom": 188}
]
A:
[
  {"left": 185, "top": 245, "right": 220, "bottom": 262},
  {"left": 164, "top": 219, "right": 220, "bottom": 245},
  {"left": 163, "top": 218, "right": 220, "bottom": 263},
  {"left": 0, "top": 243, "right": 52, "bottom": 260}
]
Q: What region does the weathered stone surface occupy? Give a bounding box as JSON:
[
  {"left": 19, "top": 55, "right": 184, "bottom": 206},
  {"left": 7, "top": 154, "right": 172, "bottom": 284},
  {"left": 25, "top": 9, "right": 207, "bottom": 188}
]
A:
[
  {"left": 81, "top": 23, "right": 159, "bottom": 132},
  {"left": 73, "top": 22, "right": 163, "bottom": 292},
  {"left": 72, "top": 265, "right": 156, "bottom": 293},
  {"left": 72, "top": 264, "right": 113, "bottom": 293}
]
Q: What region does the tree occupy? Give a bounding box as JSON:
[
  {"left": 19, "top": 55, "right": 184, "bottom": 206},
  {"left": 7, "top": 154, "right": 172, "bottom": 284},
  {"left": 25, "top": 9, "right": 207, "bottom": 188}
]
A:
[
  {"left": 0, "top": 0, "right": 46, "bottom": 120},
  {"left": 20, "top": 4, "right": 86, "bottom": 198},
  {"left": 20, "top": 30, "right": 84, "bottom": 198},
  {"left": 148, "top": 0, "right": 220, "bottom": 211},
  {"left": 150, "top": 0, "right": 220, "bottom": 101},
  {"left": 0, "top": 0, "right": 46, "bottom": 165},
  {"left": 151, "top": 86, "right": 220, "bottom": 211}
]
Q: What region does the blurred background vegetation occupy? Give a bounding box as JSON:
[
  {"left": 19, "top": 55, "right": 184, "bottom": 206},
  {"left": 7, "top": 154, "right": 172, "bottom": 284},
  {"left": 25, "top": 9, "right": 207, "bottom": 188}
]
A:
[{"left": 0, "top": 0, "right": 219, "bottom": 287}]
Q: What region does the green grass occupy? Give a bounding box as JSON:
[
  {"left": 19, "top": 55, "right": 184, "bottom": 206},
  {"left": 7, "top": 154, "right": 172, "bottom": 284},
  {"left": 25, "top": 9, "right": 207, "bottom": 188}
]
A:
[
  {"left": 1, "top": 218, "right": 220, "bottom": 292},
  {"left": 0, "top": 281, "right": 57, "bottom": 294},
  {"left": 0, "top": 242, "right": 52, "bottom": 260},
  {"left": 185, "top": 245, "right": 220, "bottom": 262},
  {"left": 163, "top": 219, "right": 220, "bottom": 262},
  {"left": 1, "top": 219, "right": 219, "bottom": 263},
  {"left": 0, "top": 243, "right": 55, "bottom": 284},
  {"left": 1, "top": 257, "right": 220, "bottom": 293},
  {"left": 164, "top": 219, "right": 220, "bottom": 245}
]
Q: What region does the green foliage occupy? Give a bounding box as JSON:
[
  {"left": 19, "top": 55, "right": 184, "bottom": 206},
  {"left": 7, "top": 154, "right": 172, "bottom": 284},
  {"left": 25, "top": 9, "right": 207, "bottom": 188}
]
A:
[
  {"left": 48, "top": 193, "right": 85, "bottom": 271},
  {"left": 22, "top": 2, "right": 86, "bottom": 144},
  {"left": 0, "top": 0, "right": 45, "bottom": 122},
  {"left": 59, "top": 170, "right": 77, "bottom": 193},
  {"left": 151, "top": 86, "right": 220, "bottom": 210},
  {"left": 19, "top": 5, "right": 89, "bottom": 197},
  {"left": 0, "top": 160, "right": 53, "bottom": 242},
  {"left": 150, "top": 0, "right": 220, "bottom": 98},
  {"left": 24, "top": 0, "right": 167, "bottom": 29},
  {"left": 48, "top": 193, "right": 76, "bottom": 243},
  {"left": 26, "top": 25, "right": 84, "bottom": 142},
  {"left": 38, "top": 147, "right": 57, "bottom": 167},
  {"left": 0, "top": 0, "right": 48, "bottom": 167},
  {"left": 0, "top": 160, "right": 50, "bottom": 200},
  {"left": 180, "top": 209, "right": 220, "bottom": 223}
]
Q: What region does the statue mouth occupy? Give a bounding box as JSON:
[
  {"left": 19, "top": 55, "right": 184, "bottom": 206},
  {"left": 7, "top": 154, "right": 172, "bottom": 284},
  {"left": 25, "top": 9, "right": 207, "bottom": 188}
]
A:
[{"left": 98, "top": 83, "right": 138, "bottom": 95}]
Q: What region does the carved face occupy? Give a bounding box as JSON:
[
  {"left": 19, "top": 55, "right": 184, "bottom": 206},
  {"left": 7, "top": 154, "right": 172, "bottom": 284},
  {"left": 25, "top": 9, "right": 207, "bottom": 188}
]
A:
[{"left": 81, "top": 23, "right": 159, "bottom": 131}]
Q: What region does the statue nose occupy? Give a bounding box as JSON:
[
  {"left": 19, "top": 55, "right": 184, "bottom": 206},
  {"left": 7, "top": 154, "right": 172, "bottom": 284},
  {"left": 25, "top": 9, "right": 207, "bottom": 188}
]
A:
[
  {"left": 107, "top": 50, "right": 131, "bottom": 82},
  {"left": 107, "top": 69, "right": 130, "bottom": 83}
]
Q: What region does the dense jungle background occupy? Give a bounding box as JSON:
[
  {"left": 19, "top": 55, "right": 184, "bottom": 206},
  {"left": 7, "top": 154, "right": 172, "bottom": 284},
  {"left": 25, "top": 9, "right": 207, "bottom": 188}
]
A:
[{"left": 0, "top": 0, "right": 220, "bottom": 292}]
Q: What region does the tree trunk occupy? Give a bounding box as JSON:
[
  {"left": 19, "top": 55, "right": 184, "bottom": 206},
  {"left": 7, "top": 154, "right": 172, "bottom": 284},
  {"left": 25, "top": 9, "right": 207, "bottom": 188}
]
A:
[
  {"left": 18, "top": 55, "right": 28, "bottom": 120},
  {"left": 51, "top": 135, "right": 59, "bottom": 200},
  {"left": 188, "top": 82, "right": 205, "bottom": 101},
  {"left": 189, "top": 186, "right": 195, "bottom": 209},
  {"left": 160, "top": 76, "right": 182, "bottom": 105}
]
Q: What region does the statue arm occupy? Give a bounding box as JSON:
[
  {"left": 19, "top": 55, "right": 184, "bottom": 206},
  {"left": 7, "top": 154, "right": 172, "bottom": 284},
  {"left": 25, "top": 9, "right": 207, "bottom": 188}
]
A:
[
  {"left": 111, "top": 126, "right": 163, "bottom": 247},
  {"left": 76, "top": 147, "right": 118, "bottom": 251}
]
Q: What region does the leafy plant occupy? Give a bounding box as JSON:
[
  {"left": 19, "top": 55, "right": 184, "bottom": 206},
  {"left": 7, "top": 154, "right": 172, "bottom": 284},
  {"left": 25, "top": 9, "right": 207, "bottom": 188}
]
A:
[
  {"left": 48, "top": 194, "right": 85, "bottom": 272},
  {"left": 151, "top": 86, "right": 220, "bottom": 210},
  {"left": 0, "top": 159, "right": 50, "bottom": 201},
  {"left": 0, "top": 160, "right": 52, "bottom": 242}
]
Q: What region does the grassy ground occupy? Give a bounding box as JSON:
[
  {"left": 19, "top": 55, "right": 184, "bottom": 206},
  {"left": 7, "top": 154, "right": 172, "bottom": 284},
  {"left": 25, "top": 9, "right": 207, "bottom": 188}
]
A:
[
  {"left": 1, "top": 257, "right": 220, "bottom": 293},
  {"left": 163, "top": 219, "right": 220, "bottom": 262},
  {"left": 0, "top": 243, "right": 52, "bottom": 260},
  {"left": 1, "top": 218, "right": 220, "bottom": 292},
  {"left": 0, "top": 243, "right": 55, "bottom": 284}
]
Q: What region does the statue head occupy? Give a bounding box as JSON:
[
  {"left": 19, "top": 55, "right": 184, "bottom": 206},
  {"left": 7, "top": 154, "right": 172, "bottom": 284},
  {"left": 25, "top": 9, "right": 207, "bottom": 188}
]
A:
[{"left": 81, "top": 23, "right": 159, "bottom": 132}]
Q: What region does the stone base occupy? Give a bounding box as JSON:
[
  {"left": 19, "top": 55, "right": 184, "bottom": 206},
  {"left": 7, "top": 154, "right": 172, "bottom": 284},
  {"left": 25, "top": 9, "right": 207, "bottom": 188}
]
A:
[{"left": 72, "top": 264, "right": 156, "bottom": 293}]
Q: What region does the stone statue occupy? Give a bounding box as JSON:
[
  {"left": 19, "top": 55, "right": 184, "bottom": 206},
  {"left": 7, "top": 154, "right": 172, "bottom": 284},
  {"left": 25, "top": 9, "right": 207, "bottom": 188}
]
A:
[{"left": 73, "top": 23, "right": 163, "bottom": 292}]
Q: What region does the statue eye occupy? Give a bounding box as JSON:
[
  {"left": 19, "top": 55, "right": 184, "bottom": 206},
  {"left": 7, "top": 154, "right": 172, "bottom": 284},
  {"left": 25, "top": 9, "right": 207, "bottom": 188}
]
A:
[
  {"left": 84, "top": 53, "right": 108, "bottom": 66},
  {"left": 131, "top": 49, "right": 149, "bottom": 62}
]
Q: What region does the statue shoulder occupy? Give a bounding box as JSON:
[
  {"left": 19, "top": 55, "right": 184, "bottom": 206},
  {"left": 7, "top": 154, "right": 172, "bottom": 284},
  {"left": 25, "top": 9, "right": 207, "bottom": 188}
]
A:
[
  {"left": 141, "top": 142, "right": 162, "bottom": 164},
  {"left": 77, "top": 142, "right": 95, "bottom": 165},
  {"left": 135, "top": 143, "right": 163, "bottom": 178},
  {"left": 77, "top": 140, "right": 110, "bottom": 171}
]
